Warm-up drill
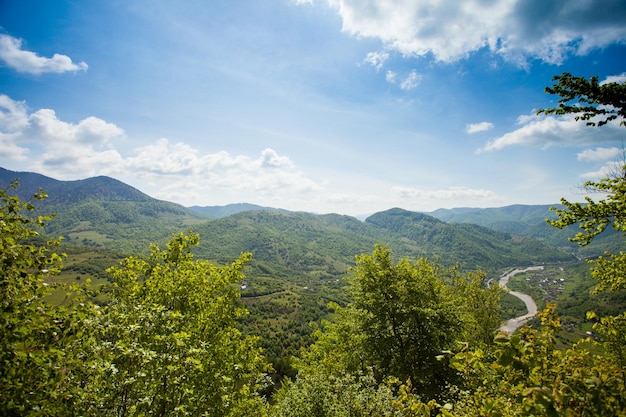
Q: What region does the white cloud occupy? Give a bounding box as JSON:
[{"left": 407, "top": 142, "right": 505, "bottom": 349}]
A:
[
  {"left": 0, "top": 135, "right": 28, "bottom": 160},
  {"left": 0, "top": 95, "right": 124, "bottom": 176},
  {"left": 399, "top": 70, "right": 421, "bottom": 90},
  {"left": 363, "top": 50, "right": 389, "bottom": 71},
  {"left": 320, "top": 0, "right": 626, "bottom": 65},
  {"left": 24, "top": 109, "right": 123, "bottom": 145},
  {"left": 580, "top": 161, "right": 624, "bottom": 180},
  {"left": 391, "top": 185, "right": 496, "bottom": 201},
  {"left": 466, "top": 121, "right": 494, "bottom": 134},
  {"left": 0, "top": 94, "right": 29, "bottom": 130},
  {"left": 0, "top": 34, "right": 88, "bottom": 74},
  {"left": 126, "top": 140, "right": 317, "bottom": 196},
  {"left": 0, "top": 95, "right": 321, "bottom": 201},
  {"left": 577, "top": 147, "right": 622, "bottom": 162},
  {"left": 601, "top": 73, "right": 626, "bottom": 85},
  {"left": 384, "top": 69, "right": 421, "bottom": 90},
  {"left": 477, "top": 113, "right": 624, "bottom": 153},
  {"left": 259, "top": 148, "right": 294, "bottom": 169}
]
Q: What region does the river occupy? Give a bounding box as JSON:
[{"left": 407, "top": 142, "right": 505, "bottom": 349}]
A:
[{"left": 498, "top": 266, "right": 542, "bottom": 334}]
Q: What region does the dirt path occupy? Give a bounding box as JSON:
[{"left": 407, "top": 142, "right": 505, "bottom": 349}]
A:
[{"left": 499, "top": 266, "right": 542, "bottom": 334}]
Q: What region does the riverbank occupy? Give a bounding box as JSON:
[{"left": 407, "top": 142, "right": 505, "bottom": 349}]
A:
[{"left": 499, "top": 266, "right": 542, "bottom": 334}]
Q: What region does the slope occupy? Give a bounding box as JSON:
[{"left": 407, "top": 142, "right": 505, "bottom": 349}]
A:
[
  {"left": 428, "top": 204, "right": 624, "bottom": 258},
  {"left": 0, "top": 167, "right": 206, "bottom": 253}
]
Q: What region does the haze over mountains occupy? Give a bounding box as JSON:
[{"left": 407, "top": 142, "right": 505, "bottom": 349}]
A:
[{"left": 1, "top": 166, "right": 618, "bottom": 276}]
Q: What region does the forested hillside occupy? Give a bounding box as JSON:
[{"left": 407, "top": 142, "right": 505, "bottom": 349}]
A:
[
  {"left": 188, "top": 202, "right": 287, "bottom": 218},
  {"left": 428, "top": 204, "right": 624, "bottom": 258},
  {"left": 0, "top": 167, "right": 206, "bottom": 253},
  {"left": 0, "top": 167, "right": 575, "bottom": 275},
  {"left": 0, "top": 167, "right": 579, "bottom": 380}
]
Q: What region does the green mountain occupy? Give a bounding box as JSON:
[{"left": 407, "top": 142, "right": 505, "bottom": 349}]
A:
[
  {"left": 0, "top": 167, "right": 206, "bottom": 253},
  {"left": 427, "top": 204, "right": 624, "bottom": 258},
  {"left": 1, "top": 168, "right": 575, "bottom": 271},
  {"left": 188, "top": 203, "right": 287, "bottom": 218},
  {"left": 0, "top": 167, "right": 580, "bottom": 374},
  {"left": 191, "top": 208, "right": 574, "bottom": 284}
]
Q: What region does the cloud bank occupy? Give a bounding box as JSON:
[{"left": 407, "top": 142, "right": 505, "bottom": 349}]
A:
[
  {"left": 0, "top": 95, "right": 320, "bottom": 204},
  {"left": 0, "top": 34, "right": 88, "bottom": 74},
  {"left": 478, "top": 113, "right": 624, "bottom": 153},
  {"left": 577, "top": 147, "right": 623, "bottom": 162},
  {"left": 321, "top": 0, "right": 626, "bottom": 65}
]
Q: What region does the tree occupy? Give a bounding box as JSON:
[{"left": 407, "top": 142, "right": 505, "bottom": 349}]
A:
[
  {"left": 446, "top": 305, "right": 626, "bottom": 416},
  {"left": 538, "top": 72, "right": 626, "bottom": 398},
  {"left": 81, "top": 232, "right": 270, "bottom": 417},
  {"left": 284, "top": 245, "right": 503, "bottom": 405},
  {"left": 448, "top": 269, "right": 504, "bottom": 348},
  {"left": 347, "top": 246, "right": 462, "bottom": 396},
  {"left": 0, "top": 182, "right": 97, "bottom": 416},
  {"left": 538, "top": 74, "right": 626, "bottom": 280},
  {"left": 537, "top": 72, "right": 626, "bottom": 127}
]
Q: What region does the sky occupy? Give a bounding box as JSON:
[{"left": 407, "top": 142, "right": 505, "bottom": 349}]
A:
[{"left": 0, "top": 0, "right": 625, "bottom": 216}]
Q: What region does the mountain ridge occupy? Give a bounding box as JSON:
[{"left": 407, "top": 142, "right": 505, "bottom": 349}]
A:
[{"left": 0, "top": 167, "right": 585, "bottom": 267}]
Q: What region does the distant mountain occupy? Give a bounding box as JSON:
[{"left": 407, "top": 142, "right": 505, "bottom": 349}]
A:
[
  {"left": 192, "top": 207, "right": 574, "bottom": 283},
  {"left": 0, "top": 168, "right": 576, "bottom": 271},
  {"left": 0, "top": 167, "right": 205, "bottom": 253},
  {"left": 188, "top": 203, "right": 287, "bottom": 218},
  {"left": 427, "top": 205, "right": 624, "bottom": 258},
  {"left": 428, "top": 204, "right": 560, "bottom": 227},
  {"left": 0, "top": 167, "right": 153, "bottom": 204},
  {"left": 365, "top": 208, "right": 572, "bottom": 270}
]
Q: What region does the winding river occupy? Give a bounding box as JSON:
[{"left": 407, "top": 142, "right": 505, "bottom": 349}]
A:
[{"left": 498, "top": 266, "right": 543, "bottom": 334}]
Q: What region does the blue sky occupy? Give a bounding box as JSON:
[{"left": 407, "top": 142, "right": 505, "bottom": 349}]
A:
[{"left": 0, "top": 0, "right": 625, "bottom": 216}]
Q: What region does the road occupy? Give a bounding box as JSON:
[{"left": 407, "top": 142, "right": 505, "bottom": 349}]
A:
[{"left": 498, "top": 266, "right": 543, "bottom": 334}]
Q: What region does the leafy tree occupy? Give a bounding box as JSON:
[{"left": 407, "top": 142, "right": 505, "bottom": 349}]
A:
[
  {"left": 282, "top": 245, "right": 503, "bottom": 408},
  {"left": 446, "top": 305, "right": 626, "bottom": 416},
  {"left": 538, "top": 72, "right": 626, "bottom": 127},
  {"left": 271, "top": 369, "right": 406, "bottom": 417},
  {"left": 538, "top": 73, "right": 625, "bottom": 293},
  {"left": 346, "top": 246, "right": 462, "bottom": 396},
  {"left": 448, "top": 269, "right": 505, "bottom": 348},
  {"left": 0, "top": 182, "right": 97, "bottom": 416},
  {"left": 540, "top": 73, "right": 626, "bottom": 379},
  {"left": 81, "top": 232, "right": 270, "bottom": 417}
]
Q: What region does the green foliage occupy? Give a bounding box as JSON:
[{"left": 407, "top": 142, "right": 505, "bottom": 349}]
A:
[
  {"left": 538, "top": 72, "right": 626, "bottom": 127},
  {"left": 437, "top": 72, "right": 626, "bottom": 417},
  {"left": 280, "top": 245, "right": 504, "bottom": 408},
  {"left": 0, "top": 181, "right": 97, "bottom": 416},
  {"left": 448, "top": 305, "right": 626, "bottom": 416},
  {"left": 449, "top": 269, "right": 505, "bottom": 347},
  {"left": 81, "top": 232, "right": 270, "bottom": 416},
  {"left": 271, "top": 370, "right": 400, "bottom": 417},
  {"left": 346, "top": 246, "right": 463, "bottom": 395},
  {"left": 543, "top": 73, "right": 626, "bottom": 293},
  {"left": 0, "top": 183, "right": 271, "bottom": 415}
]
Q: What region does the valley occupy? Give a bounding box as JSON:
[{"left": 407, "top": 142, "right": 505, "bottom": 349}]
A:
[{"left": 2, "top": 167, "right": 624, "bottom": 380}]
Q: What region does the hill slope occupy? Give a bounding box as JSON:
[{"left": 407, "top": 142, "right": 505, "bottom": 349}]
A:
[
  {"left": 1, "top": 167, "right": 575, "bottom": 271},
  {"left": 192, "top": 208, "right": 574, "bottom": 284},
  {"left": 427, "top": 204, "right": 624, "bottom": 258},
  {"left": 188, "top": 203, "right": 287, "bottom": 218},
  {"left": 0, "top": 167, "right": 205, "bottom": 253}
]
